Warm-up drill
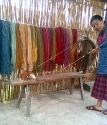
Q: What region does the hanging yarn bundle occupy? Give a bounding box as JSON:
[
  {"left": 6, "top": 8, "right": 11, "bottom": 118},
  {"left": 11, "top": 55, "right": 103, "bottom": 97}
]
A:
[
  {"left": 31, "top": 26, "right": 37, "bottom": 69},
  {"left": 16, "top": 23, "right": 23, "bottom": 70},
  {"left": 10, "top": 22, "right": 16, "bottom": 72},
  {"left": 63, "top": 28, "right": 70, "bottom": 68},
  {"left": 72, "top": 29, "right": 78, "bottom": 60},
  {"left": 1, "top": 20, "right": 11, "bottom": 75},
  {"left": 36, "top": 27, "right": 44, "bottom": 72},
  {"left": 48, "top": 28, "right": 55, "bottom": 71},
  {"left": 19, "top": 24, "right": 28, "bottom": 71},
  {"left": 42, "top": 28, "right": 51, "bottom": 71},
  {"left": 50, "top": 28, "right": 57, "bottom": 62},
  {"left": 55, "top": 27, "right": 64, "bottom": 64},
  {"left": 0, "top": 20, "right": 3, "bottom": 74}
]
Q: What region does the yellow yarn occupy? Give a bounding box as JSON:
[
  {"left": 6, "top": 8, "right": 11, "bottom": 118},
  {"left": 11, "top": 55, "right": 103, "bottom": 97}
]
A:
[{"left": 32, "top": 26, "right": 37, "bottom": 66}]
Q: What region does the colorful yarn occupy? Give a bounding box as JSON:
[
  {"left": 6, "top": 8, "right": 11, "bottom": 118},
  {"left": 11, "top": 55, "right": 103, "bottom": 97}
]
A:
[
  {"left": 55, "top": 27, "right": 64, "bottom": 65},
  {"left": 63, "top": 28, "right": 70, "bottom": 68},
  {"left": 27, "top": 25, "right": 33, "bottom": 71},
  {"left": 31, "top": 26, "right": 37, "bottom": 67},
  {"left": 69, "top": 28, "right": 73, "bottom": 63},
  {"left": 16, "top": 23, "right": 22, "bottom": 69},
  {"left": 2, "top": 20, "right": 11, "bottom": 75},
  {"left": 36, "top": 27, "right": 44, "bottom": 72},
  {"left": 10, "top": 22, "right": 16, "bottom": 71},
  {"left": 72, "top": 29, "right": 78, "bottom": 60},
  {"left": 42, "top": 28, "right": 51, "bottom": 71},
  {"left": 50, "top": 28, "right": 57, "bottom": 62},
  {"left": 0, "top": 20, "right": 3, "bottom": 74},
  {"left": 48, "top": 28, "right": 55, "bottom": 71},
  {"left": 19, "top": 24, "right": 28, "bottom": 70}
]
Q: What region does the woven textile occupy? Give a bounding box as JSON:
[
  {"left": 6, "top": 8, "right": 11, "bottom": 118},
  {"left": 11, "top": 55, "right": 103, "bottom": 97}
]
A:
[{"left": 91, "top": 74, "right": 107, "bottom": 101}]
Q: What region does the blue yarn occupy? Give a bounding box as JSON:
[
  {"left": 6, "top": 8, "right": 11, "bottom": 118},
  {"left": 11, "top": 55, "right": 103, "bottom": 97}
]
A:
[
  {"left": 1, "top": 20, "right": 11, "bottom": 75},
  {"left": 0, "top": 20, "right": 3, "bottom": 74}
]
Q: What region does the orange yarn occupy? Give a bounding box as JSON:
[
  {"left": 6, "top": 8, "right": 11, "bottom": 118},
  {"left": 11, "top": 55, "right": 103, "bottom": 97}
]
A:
[{"left": 16, "top": 23, "right": 22, "bottom": 69}]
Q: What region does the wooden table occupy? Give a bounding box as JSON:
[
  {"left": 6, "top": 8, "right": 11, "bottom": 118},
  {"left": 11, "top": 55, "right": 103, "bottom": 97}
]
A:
[{"left": 8, "top": 72, "right": 91, "bottom": 117}]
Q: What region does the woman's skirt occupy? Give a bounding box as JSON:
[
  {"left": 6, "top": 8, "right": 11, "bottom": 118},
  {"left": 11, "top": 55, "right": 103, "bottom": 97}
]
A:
[{"left": 91, "top": 74, "right": 107, "bottom": 101}]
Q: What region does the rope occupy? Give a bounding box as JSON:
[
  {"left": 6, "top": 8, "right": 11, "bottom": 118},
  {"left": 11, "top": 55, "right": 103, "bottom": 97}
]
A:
[{"left": 35, "top": 39, "right": 107, "bottom": 83}]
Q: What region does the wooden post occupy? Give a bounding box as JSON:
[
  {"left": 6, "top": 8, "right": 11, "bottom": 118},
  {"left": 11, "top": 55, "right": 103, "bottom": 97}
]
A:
[
  {"left": 70, "top": 79, "right": 75, "bottom": 94},
  {"left": 26, "top": 85, "right": 31, "bottom": 117},
  {"left": 78, "top": 77, "right": 84, "bottom": 100},
  {"left": 16, "top": 85, "right": 26, "bottom": 108}
]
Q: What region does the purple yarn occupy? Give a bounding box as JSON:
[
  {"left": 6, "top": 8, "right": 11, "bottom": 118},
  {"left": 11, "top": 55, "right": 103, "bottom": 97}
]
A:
[{"left": 63, "top": 28, "right": 70, "bottom": 68}]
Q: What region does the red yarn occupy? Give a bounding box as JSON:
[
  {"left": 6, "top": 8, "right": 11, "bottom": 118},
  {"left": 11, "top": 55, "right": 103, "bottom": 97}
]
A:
[
  {"left": 63, "top": 28, "right": 70, "bottom": 68},
  {"left": 72, "top": 29, "right": 78, "bottom": 60},
  {"left": 42, "top": 28, "right": 51, "bottom": 71},
  {"left": 55, "top": 27, "right": 64, "bottom": 65}
]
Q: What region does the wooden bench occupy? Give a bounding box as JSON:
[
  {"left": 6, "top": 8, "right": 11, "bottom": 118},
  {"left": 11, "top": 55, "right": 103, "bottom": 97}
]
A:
[{"left": 8, "top": 72, "right": 90, "bottom": 117}]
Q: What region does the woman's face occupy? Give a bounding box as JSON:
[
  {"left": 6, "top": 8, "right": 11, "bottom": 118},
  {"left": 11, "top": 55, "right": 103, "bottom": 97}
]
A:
[{"left": 91, "top": 19, "right": 105, "bottom": 32}]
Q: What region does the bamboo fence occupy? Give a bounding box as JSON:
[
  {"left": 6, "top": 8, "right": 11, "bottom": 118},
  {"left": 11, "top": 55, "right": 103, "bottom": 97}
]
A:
[{"left": 0, "top": 0, "right": 106, "bottom": 101}]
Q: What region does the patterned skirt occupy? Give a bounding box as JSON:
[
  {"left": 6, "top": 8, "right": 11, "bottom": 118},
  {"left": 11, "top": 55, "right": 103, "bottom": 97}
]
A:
[{"left": 91, "top": 74, "right": 107, "bottom": 101}]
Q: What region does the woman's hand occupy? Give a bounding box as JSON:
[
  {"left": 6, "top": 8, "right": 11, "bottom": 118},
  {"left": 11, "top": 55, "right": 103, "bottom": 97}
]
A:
[
  {"left": 91, "top": 49, "right": 97, "bottom": 54},
  {"left": 20, "top": 70, "right": 31, "bottom": 80},
  {"left": 91, "top": 48, "right": 100, "bottom": 54}
]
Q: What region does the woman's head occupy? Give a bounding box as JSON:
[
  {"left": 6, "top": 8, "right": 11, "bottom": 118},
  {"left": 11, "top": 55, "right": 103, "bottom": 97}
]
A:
[{"left": 90, "top": 15, "right": 105, "bottom": 32}]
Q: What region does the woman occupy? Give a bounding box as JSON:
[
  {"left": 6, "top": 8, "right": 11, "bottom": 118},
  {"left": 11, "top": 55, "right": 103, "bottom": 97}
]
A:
[{"left": 86, "top": 15, "right": 107, "bottom": 115}]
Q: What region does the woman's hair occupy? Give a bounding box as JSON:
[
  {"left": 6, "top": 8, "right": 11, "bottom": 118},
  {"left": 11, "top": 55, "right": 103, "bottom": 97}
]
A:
[{"left": 90, "top": 15, "right": 103, "bottom": 24}]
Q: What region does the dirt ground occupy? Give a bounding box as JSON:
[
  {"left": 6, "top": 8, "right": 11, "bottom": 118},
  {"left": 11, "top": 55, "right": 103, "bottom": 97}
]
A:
[{"left": 0, "top": 88, "right": 107, "bottom": 125}]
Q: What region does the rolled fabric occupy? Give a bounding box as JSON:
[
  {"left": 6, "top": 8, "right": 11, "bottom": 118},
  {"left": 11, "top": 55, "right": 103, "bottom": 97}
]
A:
[
  {"left": 10, "top": 22, "right": 16, "bottom": 71},
  {"left": 2, "top": 20, "right": 11, "bottom": 75},
  {"left": 55, "top": 27, "right": 64, "bottom": 65}
]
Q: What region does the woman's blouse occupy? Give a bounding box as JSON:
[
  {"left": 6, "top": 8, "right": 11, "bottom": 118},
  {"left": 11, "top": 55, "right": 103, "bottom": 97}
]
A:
[{"left": 97, "top": 26, "right": 107, "bottom": 74}]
